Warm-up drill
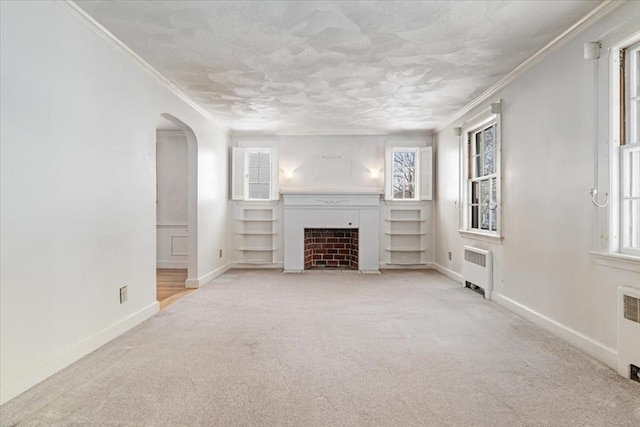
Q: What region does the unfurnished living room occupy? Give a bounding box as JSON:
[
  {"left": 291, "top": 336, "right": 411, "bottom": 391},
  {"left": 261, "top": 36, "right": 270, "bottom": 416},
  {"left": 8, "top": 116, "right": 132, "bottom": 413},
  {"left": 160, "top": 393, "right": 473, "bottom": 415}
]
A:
[{"left": 1, "top": 0, "right": 639, "bottom": 425}]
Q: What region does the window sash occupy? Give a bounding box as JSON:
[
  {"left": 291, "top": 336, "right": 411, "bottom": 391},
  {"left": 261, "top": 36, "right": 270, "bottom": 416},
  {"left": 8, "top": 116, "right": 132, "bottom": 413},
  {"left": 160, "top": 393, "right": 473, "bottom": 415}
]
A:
[
  {"left": 618, "top": 41, "right": 640, "bottom": 256},
  {"left": 464, "top": 118, "right": 499, "bottom": 234},
  {"left": 392, "top": 149, "right": 418, "bottom": 200},
  {"left": 626, "top": 43, "right": 640, "bottom": 146},
  {"left": 620, "top": 144, "right": 640, "bottom": 256},
  {"left": 469, "top": 123, "right": 496, "bottom": 179},
  {"left": 246, "top": 150, "right": 271, "bottom": 200}
]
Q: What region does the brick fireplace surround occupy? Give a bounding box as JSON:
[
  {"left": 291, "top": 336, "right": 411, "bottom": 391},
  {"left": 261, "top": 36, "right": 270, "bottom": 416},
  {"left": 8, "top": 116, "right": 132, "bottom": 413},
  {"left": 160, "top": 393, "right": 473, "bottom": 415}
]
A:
[{"left": 304, "top": 228, "right": 358, "bottom": 270}]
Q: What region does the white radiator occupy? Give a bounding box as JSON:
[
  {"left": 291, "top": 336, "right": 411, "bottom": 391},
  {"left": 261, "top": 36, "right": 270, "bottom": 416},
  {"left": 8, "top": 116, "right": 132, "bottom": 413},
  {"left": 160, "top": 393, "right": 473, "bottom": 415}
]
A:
[
  {"left": 463, "top": 246, "right": 493, "bottom": 300},
  {"left": 618, "top": 286, "right": 640, "bottom": 382}
]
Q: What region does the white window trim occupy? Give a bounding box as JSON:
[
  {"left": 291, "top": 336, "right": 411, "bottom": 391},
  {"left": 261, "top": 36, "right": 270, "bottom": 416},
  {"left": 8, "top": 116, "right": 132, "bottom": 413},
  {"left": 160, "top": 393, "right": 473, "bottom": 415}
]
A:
[
  {"left": 244, "top": 148, "right": 272, "bottom": 201},
  {"left": 389, "top": 147, "right": 419, "bottom": 201},
  {"left": 590, "top": 251, "right": 640, "bottom": 273},
  {"left": 231, "top": 146, "right": 279, "bottom": 202},
  {"left": 458, "top": 105, "right": 502, "bottom": 243},
  {"left": 608, "top": 34, "right": 640, "bottom": 259},
  {"left": 384, "top": 146, "right": 433, "bottom": 202}
]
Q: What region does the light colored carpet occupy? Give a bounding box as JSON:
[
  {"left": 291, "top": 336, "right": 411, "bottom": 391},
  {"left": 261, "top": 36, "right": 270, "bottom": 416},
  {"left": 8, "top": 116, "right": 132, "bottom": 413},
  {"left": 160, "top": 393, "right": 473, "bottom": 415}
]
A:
[{"left": 1, "top": 269, "right": 639, "bottom": 426}]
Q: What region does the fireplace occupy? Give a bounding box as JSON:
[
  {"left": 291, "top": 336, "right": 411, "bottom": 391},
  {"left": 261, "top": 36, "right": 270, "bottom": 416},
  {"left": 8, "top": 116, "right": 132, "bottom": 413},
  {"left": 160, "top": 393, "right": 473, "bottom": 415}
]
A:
[
  {"left": 282, "top": 190, "right": 381, "bottom": 273},
  {"left": 304, "top": 228, "right": 358, "bottom": 270}
]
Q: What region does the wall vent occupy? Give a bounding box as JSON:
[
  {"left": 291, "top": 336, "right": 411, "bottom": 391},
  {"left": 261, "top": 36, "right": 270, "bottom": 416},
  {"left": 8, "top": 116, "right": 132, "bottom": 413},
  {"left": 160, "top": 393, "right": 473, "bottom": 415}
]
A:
[
  {"left": 623, "top": 294, "right": 640, "bottom": 323},
  {"left": 464, "top": 250, "right": 486, "bottom": 267},
  {"left": 618, "top": 286, "right": 640, "bottom": 381},
  {"left": 462, "top": 246, "right": 493, "bottom": 300}
]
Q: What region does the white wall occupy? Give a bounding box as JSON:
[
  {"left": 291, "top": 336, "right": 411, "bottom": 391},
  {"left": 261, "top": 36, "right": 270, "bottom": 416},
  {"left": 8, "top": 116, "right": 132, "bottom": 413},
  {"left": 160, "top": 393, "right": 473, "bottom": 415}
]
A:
[
  {"left": 231, "top": 133, "right": 434, "bottom": 267},
  {"left": 0, "top": 1, "right": 230, "bottom": 404},
  {"left": 434, "top": 2, "right": 640, "bottom": 369},
  {"left": 235, "top": 133, "right": 431, "bottom": 192},
  {"left": 156, "top": 131, "right": 188, "bottom": 269}
]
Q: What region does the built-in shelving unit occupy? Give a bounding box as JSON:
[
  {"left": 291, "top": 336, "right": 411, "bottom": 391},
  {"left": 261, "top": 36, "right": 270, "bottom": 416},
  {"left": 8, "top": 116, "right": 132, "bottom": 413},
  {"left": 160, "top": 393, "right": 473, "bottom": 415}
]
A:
[
  {"left": 385, "top": 208, "right": 427, "bottom": 265},
  {"left": 237, "top": 208, "right": 277, "bottom": 264}
]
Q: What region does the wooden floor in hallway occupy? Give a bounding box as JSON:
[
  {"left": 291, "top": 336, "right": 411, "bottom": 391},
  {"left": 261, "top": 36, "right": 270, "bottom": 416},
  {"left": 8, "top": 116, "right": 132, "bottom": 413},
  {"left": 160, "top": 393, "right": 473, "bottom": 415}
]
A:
[{"left": 156, "top": 268, "right": 194, "bottom": 310}]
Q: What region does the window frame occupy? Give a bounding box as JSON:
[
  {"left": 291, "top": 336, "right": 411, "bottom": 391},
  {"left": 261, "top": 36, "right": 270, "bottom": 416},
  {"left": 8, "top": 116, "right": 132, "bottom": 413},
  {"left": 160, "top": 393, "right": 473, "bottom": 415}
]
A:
[
  {"left": 231, "top": 146, "right": 278, "bottom": 202},
  {"left": 390, "top": 147, "right": 419, "bottom": 201},
  {"left": 244, "top": 148, "right": 272, "bottom": 201},
  {"left": 612, "top": 38, "right": 640, "bottom": 257},
  {"left": 459, "top": 107, "right": 502, "bottom": 241}
]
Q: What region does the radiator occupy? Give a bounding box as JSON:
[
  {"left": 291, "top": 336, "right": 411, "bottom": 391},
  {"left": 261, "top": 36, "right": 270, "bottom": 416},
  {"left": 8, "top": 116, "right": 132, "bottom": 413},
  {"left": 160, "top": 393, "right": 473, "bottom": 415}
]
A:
[
  {"left": 618, "top": 286, "right": 640, "bottom": 382},
  {"left": 463, "top": 246, "right": 493, "bottom": 300}
]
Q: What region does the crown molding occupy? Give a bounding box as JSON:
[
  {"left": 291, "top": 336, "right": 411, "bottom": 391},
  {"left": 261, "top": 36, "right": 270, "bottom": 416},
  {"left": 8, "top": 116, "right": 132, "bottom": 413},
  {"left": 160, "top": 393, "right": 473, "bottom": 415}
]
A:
[
  {"left": 435, "top": 0, "right": 626, "bottom": 133},
  {"left": 56, "top": 0, "right": 229, "bottom": 133}
]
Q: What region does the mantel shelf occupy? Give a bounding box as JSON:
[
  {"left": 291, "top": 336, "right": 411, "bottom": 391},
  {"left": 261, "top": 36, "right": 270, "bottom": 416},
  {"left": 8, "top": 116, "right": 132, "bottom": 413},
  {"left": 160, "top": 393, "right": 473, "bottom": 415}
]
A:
[
  {"left": 385, "top": 248, "right": 426, "bottom": 252},
  {"left": 238, "top": 247, "right": 278, "bottom": 252},
  {"left": 239, "top": 218, "right": 278, "bottom": 222}
]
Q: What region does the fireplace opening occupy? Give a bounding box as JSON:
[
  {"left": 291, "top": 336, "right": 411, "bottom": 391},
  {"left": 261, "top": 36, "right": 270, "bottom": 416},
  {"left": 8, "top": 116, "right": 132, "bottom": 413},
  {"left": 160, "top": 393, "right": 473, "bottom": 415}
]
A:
[{"left": 304, "top": 228, "right": 358, "bottom": 270}]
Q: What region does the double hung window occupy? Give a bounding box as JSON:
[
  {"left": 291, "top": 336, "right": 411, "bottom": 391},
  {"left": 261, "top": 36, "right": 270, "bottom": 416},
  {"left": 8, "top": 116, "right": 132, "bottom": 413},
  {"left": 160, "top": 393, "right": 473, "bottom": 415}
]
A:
[
  {"left": 460, "top": 106, "right": 501, "bottom": 240},
  {"left": 618, "top": 41, "right": 640, "bottom": 256}
]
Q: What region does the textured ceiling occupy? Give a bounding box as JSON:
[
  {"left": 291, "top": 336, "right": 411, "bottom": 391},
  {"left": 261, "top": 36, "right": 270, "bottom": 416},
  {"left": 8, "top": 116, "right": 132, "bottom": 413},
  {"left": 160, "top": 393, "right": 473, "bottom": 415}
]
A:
[{"left": 76, "top": 0, "right": 601, "bottom": 133}]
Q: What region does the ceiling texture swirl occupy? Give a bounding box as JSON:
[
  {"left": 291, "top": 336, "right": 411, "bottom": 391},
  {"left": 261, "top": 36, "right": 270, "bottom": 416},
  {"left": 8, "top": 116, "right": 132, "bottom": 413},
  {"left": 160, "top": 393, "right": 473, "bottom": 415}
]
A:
[{"left": 76, "top": 0, "right": 601, "bottom": 134}]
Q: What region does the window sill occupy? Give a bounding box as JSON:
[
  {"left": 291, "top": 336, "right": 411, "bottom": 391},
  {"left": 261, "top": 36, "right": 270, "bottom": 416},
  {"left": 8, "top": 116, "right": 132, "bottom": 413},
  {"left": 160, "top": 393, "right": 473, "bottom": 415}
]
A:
[
  {"left": 458, "top": 230, "right": 503, "bottom": 244},
  {"left": 590, "top": 251, "right": 640, "bottom": 273}
]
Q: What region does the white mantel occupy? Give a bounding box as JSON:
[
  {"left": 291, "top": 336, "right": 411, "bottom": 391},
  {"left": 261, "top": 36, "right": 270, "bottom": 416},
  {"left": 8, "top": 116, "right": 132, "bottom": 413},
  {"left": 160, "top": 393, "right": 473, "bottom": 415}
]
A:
[{"left": 282, "top": 190, "right": 381, "bottom": 273}]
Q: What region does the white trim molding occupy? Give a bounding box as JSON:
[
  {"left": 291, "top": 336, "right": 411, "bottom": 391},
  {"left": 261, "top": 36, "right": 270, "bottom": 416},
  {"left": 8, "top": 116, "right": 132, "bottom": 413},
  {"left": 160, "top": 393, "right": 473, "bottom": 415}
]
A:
[
  {"left": 591, "top": 251, "right": 640, "bottom": 273},
  {"left": 458, "top": 230, "right": 504, "bottom": 245},
  {"left": 185, "top": 263, "right": 231, "bottom": 288},
  {"left": 432, "top": 263, "right": 464, "bottom": 285},
  {"left": 55, "top": 0, "right": 229, "bottom": 132},
  {"left": 231, "top": 262, "right": 284, "bottom": 269},
  {"left": 492, "top": 292, "right": 618, "bottom": 370},
  {"left": 435, "top": 0, "right": 626, "bottom": 133},
  {"left": 0, "top": 301, "right": 159, "bottom": 405}
]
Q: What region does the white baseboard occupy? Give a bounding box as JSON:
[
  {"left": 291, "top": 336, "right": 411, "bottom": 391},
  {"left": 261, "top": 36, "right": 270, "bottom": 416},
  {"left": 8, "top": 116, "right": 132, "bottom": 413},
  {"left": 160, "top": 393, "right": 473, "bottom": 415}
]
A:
[
  {"left": 492, "top": 292, "right": 618, "bottom": 370},
  {"left": 156, "top": 260, "right": 188, "bottom": 269},
  {"left": 431, "top": 263, "right": 464, "bottom": 284},
  {"left": 0, "top": 301, "right": 158, "bottom": 405},
  {"left": 185, "top": 263, "right": 231, "bottom": 288},
  {"left": 379, "top": 262, "right": 432, "bottom": 270},
  {"left": 231, "top": 262, "right": 284, "bottom": 270}
]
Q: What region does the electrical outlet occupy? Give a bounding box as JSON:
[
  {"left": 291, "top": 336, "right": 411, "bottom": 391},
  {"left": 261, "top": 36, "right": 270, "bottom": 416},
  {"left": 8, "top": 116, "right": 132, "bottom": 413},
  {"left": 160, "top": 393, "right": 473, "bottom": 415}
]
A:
[
  {"left": 448, "top": 251, "right": 452, "bottom": 261},
  {"left": 219, "top": 249, "right": 223, "bottom": 258},
  {"left": 119, "top": 286, "right": 128, "bottom": 304}
]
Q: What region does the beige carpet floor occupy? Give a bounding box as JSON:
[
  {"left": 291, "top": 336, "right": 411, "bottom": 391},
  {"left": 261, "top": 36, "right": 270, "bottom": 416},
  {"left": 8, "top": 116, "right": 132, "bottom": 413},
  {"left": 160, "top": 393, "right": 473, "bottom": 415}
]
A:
[{"left": 1, "top": 269, "right": 639, "bottom": 426}]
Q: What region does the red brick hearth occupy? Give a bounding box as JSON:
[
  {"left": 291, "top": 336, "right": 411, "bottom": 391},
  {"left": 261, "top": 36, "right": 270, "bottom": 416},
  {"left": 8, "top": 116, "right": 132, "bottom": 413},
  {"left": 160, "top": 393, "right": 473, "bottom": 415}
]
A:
[{"left": 304, "top": 228, "right": 359, "bottom": 270}]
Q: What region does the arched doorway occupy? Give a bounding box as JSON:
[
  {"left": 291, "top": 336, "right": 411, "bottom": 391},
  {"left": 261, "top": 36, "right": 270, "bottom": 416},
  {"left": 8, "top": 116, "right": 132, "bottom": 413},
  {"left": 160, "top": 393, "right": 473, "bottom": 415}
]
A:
[{"left": 155, "top": 114, "right": 198, "bottom": 307}]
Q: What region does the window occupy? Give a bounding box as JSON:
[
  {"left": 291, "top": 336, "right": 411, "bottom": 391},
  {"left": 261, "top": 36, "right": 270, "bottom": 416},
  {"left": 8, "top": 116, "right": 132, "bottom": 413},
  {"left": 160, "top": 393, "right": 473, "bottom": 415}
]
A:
[
  {"left": 384, "top": 147, "right": 432, "bottom": 201},
  {"left": 460, "top": 105, "right": 501, "bottom": 239},
  {"left": 618, "top": 41, "right": 640, "bottom": 256},
  {"left": 231, "top": 147, "right": 278, "bottom": 201},
  {"left": 392, "top": 149, "right": 417, "bottom": 200},
  {"left": 246, "top": 149, "right": 271, "bottom": 200}
]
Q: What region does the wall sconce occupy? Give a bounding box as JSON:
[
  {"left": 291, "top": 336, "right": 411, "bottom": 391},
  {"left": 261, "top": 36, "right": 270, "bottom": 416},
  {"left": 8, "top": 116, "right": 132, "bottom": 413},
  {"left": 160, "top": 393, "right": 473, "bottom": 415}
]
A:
[
  {"left": 491, "top": 100, "right": 502, "bottom": 115},
  {"left": 369, "top": 168, "right": 380, "bottom": 179},
  {"left": 284, "top": 169, "right": 294, "bottom": 179},
  {"left": 584, "top": 41, "right": 601, "bottom": 60},
  {"left": 453, "top": 127, "right": 462, "bottom": 136}
]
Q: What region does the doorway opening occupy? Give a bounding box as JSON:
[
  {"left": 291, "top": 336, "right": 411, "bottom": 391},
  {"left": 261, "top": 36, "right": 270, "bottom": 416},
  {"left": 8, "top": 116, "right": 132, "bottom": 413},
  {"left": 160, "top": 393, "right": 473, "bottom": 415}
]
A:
[{"left": 155, "top": 114, "right": 198, "bottom": 309}]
